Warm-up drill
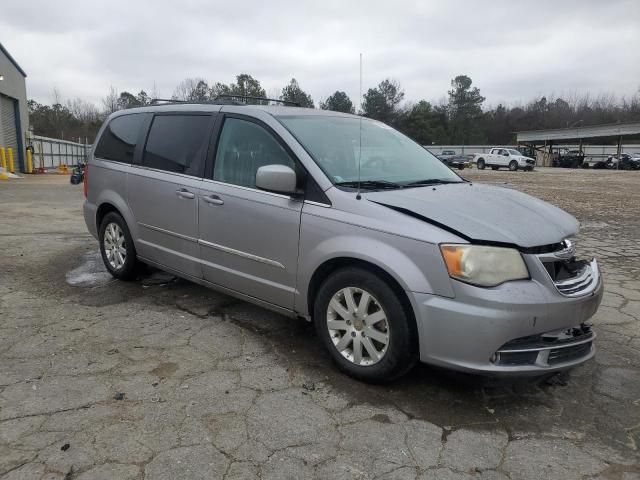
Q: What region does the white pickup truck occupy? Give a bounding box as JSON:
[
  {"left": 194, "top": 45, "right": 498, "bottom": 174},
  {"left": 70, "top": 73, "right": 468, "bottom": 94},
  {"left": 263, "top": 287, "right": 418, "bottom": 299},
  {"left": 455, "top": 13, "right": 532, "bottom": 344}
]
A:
[{"left": 475, "top": 148, "right": 536, "bottom": 171}]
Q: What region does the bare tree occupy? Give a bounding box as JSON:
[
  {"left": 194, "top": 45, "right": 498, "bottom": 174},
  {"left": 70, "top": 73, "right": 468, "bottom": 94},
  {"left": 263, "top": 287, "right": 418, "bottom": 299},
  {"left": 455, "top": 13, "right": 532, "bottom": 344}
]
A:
[
  {"left": 102, "top": 86, "right": 119, "bottom": 115},
  {"left": 172, "top": 78, "right": 209, "bottom": 101},
  {"left": 66, "top": 98, "right": 101, "bottom": 124},
  {"left": 150, "top": 82, "right": 160, "bottom": 102},
  {"left": 51, "top": 87, "right": 63, "bottom": 106}
]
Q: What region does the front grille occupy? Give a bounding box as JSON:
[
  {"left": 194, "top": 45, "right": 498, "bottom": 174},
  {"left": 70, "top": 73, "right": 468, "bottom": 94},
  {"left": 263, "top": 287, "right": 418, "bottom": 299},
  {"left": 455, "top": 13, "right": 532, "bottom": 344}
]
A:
[
  {"left": 500, "top": 324, "right": 593, "bottom": 350},
  {"left": 548, "top": 341, "right": 592, "bottom": 365},
  {"left": 494, "top": 324, "right": 595, "bottom": 367},
  {"left": 496, "top": 351, "right": 539, "bottom": 366},
  {"left": 554, "top": 261, "right": 597, "bottom": 295},
  {"left": 536, "top": 241, "right": 599, "bottom": 297}
]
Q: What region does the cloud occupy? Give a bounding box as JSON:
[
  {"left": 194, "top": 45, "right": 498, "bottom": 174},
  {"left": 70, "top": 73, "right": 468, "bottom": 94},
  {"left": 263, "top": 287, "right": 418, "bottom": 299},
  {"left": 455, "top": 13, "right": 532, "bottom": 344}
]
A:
[{"left": 1, "top": 0, "right": 638, "bottom": 107}]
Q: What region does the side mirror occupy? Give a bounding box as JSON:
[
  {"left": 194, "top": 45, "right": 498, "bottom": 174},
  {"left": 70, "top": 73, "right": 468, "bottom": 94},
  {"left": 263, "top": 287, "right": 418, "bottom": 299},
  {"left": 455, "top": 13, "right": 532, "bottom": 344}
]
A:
[{"left": 256, "top": 164, "right": 297, "bottom": 194}]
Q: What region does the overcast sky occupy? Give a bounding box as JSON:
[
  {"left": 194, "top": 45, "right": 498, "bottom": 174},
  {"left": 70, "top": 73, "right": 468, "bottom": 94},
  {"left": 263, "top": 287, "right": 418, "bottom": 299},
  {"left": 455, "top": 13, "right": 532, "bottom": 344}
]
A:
[{"left": 2, "top": 0, "right": 639, "bottom": 109}]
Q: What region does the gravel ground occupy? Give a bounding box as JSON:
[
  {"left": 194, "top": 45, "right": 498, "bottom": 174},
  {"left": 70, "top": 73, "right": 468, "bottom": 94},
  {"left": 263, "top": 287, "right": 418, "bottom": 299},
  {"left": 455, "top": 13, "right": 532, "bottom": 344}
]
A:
[{"left": 1, "top": 168, "right": 639, "bottom": 479}]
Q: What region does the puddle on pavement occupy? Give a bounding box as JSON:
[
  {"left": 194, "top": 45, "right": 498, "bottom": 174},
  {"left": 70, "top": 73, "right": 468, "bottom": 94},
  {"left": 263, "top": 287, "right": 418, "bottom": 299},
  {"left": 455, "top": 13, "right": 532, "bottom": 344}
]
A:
[{"left": 66, "top": 251, "right": 114, "bottom": 287}]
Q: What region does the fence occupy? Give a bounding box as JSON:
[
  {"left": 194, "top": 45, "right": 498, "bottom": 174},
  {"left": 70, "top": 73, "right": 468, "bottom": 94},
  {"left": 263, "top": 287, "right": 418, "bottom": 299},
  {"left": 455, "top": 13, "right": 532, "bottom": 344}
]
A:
[{"left": 30, "top": 135, "right": 91, "bottom": 170}]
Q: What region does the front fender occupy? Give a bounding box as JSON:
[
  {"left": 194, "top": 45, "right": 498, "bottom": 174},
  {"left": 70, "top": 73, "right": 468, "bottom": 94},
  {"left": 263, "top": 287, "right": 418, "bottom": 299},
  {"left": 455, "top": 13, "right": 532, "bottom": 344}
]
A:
[{"left": 295, "top": 214, "right": 455, "bottom": 316}]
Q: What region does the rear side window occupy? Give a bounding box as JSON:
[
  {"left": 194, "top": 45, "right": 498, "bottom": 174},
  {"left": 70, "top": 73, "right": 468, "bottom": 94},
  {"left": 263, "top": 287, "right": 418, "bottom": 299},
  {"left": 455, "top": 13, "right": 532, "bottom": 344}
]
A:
[
  {"left": 142, "top": 115, "right": 211, "bottom": 176},
  {"left": 94, "top": 114, "right": 147, "bottom": 163}
]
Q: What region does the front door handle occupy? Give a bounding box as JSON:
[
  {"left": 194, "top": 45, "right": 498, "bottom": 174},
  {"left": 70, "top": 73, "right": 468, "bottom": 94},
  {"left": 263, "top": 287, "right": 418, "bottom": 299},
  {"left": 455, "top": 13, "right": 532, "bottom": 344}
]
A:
[
  {"left": 176, "top": 189, "right": 196, "bottom": 199},
  {"left": 202, "top": 194, "right": 224, "bottom": 205}
]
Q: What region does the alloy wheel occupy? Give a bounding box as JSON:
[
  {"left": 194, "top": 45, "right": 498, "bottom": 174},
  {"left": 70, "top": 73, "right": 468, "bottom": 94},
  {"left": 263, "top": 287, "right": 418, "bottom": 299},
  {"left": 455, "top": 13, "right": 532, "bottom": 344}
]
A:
[
  {"left": 326, "top": 287, "right": 390, "bottom": 366},
  {"left": 103, "top": 222, "right": 127, "bottom": 270}
]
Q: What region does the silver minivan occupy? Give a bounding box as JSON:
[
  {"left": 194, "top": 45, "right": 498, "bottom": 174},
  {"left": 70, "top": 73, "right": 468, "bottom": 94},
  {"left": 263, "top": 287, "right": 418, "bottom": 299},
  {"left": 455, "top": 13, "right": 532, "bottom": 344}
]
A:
[{"left": 83, "top": 101, "right": 603, "bottom": 382}]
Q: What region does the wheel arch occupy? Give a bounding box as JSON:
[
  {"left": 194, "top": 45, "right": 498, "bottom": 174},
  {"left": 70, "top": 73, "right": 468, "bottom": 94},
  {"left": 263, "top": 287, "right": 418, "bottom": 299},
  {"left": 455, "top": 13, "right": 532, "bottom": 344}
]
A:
[
  {"left": 305, "top": 257, "right": 419, "bottom": 345},
  {"left": 96, "top": 202, "right": 120, "bottom": 231},
  {"left": 94, "top": 191, "right": 137, "bottom": 241}
]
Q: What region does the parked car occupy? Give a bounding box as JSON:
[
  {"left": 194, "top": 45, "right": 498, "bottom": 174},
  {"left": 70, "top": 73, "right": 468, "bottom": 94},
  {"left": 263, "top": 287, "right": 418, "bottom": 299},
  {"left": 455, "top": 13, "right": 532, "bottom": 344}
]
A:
[
  {"left": 553, "top": 149, "right": 585, "bottom": 168},
  {"left": 475, "top": 148, "right": 536, "bottom": 171},
  {"left": 437, "top": 150, "right": 472, "bottom": 170},
  {"left": 606, "top": 153, "right": 640, "bottom": 170},
  {"left": 84, "top": 102, "right": 602, "bottom": 382},
  {"left": 437, "top": 150, "right": 457, "bottom": 163}
]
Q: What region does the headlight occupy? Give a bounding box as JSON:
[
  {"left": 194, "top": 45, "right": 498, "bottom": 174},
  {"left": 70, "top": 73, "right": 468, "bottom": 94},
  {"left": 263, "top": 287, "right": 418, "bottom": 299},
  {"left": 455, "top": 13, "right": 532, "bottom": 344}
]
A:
[{"left": 439, "top": 244, "right": 529, "bottom": 287}]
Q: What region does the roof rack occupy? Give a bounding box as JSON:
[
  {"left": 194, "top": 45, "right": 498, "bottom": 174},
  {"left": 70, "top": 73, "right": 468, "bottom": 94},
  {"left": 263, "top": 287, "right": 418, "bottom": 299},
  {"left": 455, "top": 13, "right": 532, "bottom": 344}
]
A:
[
  {"left": 150, "top": 98, "right": 189, "bottom": 104},
  {"left": 214, "top": 95, "right": 300, "bottom": 107},
  {"left": 149, "top": 95, "right": 300, "bottom": 107}
]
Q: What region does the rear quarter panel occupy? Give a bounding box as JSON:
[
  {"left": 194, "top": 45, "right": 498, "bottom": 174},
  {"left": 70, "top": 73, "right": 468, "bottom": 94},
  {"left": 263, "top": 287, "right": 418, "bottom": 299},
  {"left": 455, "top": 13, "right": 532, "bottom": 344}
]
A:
[{"left": 87, "top": 159, "right": 137, "bottom": 239}]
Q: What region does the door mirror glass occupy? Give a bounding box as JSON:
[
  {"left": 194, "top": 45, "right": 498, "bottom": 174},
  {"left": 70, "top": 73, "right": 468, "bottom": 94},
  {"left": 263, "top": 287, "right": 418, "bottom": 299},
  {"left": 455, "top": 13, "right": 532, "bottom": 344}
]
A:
[{"left": 256, "top": 165, "right": 297, "bottom": 194}]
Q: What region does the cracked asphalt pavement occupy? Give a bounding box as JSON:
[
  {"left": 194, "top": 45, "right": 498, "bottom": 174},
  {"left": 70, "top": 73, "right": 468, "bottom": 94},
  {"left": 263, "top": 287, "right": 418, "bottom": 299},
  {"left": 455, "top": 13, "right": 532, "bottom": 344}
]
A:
[{"left": 1, "top": 169, "right": 639, "bottom": 479}]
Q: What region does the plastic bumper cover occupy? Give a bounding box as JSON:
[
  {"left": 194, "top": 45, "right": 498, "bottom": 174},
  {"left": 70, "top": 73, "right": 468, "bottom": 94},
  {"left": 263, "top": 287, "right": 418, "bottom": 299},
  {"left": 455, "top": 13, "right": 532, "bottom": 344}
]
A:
[{"left": 410, "top": 272, "right": 603, "bottom": 374}]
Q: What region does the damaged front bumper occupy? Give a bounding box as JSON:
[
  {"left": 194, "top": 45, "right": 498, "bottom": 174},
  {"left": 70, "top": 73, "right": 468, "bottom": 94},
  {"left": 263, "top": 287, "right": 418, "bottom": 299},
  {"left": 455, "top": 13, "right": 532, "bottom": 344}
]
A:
[{"left": 409, "top": 255, "right": 603, "bottom": 375}]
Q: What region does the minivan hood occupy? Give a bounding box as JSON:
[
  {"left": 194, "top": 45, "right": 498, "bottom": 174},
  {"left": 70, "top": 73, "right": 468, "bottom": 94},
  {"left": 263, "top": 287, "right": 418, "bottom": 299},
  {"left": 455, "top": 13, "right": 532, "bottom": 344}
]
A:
[{"left": 364, "top": 183, "right": 578, "bottom": 248}]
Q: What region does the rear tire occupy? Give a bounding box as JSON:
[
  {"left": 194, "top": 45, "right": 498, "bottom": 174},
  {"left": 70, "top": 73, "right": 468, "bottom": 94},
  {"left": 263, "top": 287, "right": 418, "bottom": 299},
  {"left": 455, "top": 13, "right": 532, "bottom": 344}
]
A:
[
  {"left": 509, "top": 160, "right": 518, "bottom": 171},
  {"left": 477, "top": 158, "right": 486, "bottom": 170},
  {"left": 313, "top": 267, "right": 417, "bottom": 383},
  {"left": 99, "top": 212, "right": 138, "bottom": 280}
]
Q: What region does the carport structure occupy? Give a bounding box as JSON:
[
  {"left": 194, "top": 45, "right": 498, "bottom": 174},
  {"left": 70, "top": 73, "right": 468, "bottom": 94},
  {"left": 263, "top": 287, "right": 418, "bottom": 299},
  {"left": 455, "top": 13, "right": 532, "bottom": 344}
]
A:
[{"left": 516, "top": 121, "right": 640, "bottom": 167}]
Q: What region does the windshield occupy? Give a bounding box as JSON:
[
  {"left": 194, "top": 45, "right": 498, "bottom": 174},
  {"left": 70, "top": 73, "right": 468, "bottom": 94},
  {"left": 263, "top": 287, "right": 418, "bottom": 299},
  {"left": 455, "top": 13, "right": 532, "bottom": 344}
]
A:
[
  {"left": 278, "top": 115, "right": 462, "bottom": 187},
  {"left": 508, "top": 149, "right": 522, "bottom": 156}
]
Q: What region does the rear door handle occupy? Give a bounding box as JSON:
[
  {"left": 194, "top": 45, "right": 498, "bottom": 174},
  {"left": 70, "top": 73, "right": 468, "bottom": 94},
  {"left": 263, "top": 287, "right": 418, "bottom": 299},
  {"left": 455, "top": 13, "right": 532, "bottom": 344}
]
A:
[
  {"left": 202, "top": 194, "right": 224, "bottom": 205},
  {"left": 175, "top": 189, "right": 195, "bottom": 199}
]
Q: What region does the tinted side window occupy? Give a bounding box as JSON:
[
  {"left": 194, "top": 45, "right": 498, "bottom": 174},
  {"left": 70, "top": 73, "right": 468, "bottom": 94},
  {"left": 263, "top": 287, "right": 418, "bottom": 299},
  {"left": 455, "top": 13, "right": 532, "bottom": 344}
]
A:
[
  {"left": 213, "top": 118, "right": 295, "bottom": 188},
  {"left": 94, "top": 114, "right": 147, "bottom": 163},
  {"left": 142, "top": 115, "right": 211, "bottom": 176}
]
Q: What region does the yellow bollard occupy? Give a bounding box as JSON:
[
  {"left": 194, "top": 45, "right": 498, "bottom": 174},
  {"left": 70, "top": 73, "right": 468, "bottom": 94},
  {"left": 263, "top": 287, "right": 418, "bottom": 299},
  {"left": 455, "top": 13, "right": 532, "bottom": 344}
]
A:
[
  {"left": 0, "top": 147, "right": 6, "bottom": 171},
  {"left": 26, "top": 149, "right": 33, "bottom": 174},
  {"left": 7, "top": 148, "right": 14, "bottom": 173}
]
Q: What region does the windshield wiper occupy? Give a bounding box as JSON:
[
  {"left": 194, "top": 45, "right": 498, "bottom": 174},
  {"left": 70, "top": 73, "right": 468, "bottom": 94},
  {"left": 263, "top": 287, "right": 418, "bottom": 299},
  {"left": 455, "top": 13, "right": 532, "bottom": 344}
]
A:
[
  {"left": 403, "top": 179, "right": 462, "bottom": 187},
  {"left": 334, "top": 180, "right": 403, "bottom": 190}
]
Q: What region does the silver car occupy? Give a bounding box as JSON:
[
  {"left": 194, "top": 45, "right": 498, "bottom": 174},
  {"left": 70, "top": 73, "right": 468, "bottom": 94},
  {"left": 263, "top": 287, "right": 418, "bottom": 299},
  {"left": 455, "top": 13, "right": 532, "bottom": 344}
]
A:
[{"left": 83, "top": 102, "right": 603, "bottom": 383}]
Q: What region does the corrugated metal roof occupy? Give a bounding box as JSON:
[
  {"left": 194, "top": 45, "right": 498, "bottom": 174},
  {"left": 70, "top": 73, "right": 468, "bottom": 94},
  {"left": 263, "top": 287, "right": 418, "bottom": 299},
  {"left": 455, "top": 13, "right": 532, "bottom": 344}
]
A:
[
  {"left": 0, "top": 42, "right": 27, "bottom": 77},
  {"left": 517, "top": 121, "right": 640, "bottom": 143}
]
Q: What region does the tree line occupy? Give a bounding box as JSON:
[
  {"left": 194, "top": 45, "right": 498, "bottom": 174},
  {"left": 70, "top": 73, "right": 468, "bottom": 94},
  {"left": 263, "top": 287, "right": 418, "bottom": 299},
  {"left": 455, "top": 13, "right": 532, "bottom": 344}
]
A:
[{"left": 28, "top": 74, "right": 640, "bottom": 145}]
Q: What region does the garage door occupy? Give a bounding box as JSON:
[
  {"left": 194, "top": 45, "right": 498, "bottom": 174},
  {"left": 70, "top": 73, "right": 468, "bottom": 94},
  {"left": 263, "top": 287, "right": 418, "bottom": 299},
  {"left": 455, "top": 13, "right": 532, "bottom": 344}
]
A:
[{"left": 0, "top": 94, "right": 19, "bottom": 170}]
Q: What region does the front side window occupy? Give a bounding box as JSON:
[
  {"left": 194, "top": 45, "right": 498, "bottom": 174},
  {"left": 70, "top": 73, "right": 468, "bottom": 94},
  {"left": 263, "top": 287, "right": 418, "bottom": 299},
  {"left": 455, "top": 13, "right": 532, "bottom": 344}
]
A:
[
  {"left": 278, "top": 115, "right": 461, "bottom": 188},
  {"left": 213, "top": 117, "right": 295, "bottom": 188},
  {"left": 142, "top": 115, "right": 211, "bottom": 176},
  {"left": 94, "top": 113, "right": 148, "bottom": 163}
]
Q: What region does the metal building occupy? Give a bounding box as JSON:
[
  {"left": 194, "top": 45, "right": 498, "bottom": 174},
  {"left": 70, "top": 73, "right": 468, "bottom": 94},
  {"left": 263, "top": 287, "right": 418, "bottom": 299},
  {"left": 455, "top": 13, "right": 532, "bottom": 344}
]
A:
[
  {"left": 516, "top": 122, "right": 640, "bottom": 166},
  {"left": 0, "top": 42, "right": 28, "bottom": 173}
]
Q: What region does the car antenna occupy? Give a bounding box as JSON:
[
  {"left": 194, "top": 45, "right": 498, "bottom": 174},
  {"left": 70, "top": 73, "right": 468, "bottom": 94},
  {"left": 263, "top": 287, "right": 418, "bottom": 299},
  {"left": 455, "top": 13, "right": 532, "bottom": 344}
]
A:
[{"left": 356, "top": 53, "right": 363, "bottom": 200}]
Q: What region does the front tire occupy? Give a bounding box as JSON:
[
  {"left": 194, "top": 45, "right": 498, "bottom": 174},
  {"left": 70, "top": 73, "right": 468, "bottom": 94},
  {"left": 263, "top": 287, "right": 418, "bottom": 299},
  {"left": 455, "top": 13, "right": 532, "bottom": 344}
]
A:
[
  {"left": 99, "top": 212, "right": 138, "bottom": 280},
  {"left": 313, "top": 267, "right": 417, "bottom": 383},
  {"left": 509, "top": 160, "right": 518, "bottom": 171},
  {"left": 477, "top": 158, "right": 486, "bottom": 170}
]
